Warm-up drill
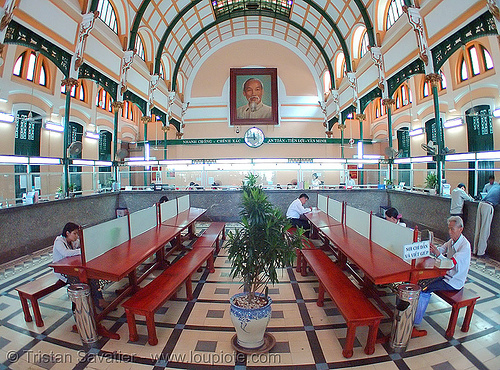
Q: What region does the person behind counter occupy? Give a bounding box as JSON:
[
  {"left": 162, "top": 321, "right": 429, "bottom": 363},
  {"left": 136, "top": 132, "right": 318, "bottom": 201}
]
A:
[
  {"left": 482, "top": 175, "right": 498, "bottom": 194},
  {"left": 286, "top": 193, "right": 312, "bottom": 234},
  {"left": 385, "top": 207, "right": 406, "bottom": 227},
  {"left": 52, "top": 222, "right": 109, "bottom": 310},
  {"left": 412, "top": 216, "right": 471, "bottom": 337},
  {"left": 450, "top": 183, "right": 473, "bottom": 223},
  {"left": 474, "top": 183, "right": 500, "bottom": 258}
]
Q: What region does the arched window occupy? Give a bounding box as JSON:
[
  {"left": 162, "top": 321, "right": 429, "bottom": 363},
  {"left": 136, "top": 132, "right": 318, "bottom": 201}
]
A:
[
  {"left": 373, "top": 98, "right": 386, "bottom": 118},
  {"left": 458, "top": 42, "right": 494, "bottom": 83},
  {"left": 61, "top": 80, "right": 86, "bottom": 102},
  {"left": 323, "top": 71, "right": 331, "bottom": 95},
  {"left": 38, "top": 64, "right": 47, "bottom": 86},
  {"left": 386, "top": 0, "right": 405, "bottom": 30},
  {"left": 335, "top": 53, "right": 345, "bottom": 80},
  {"left": 97, "top": 0, "right": 118, "bottom": 33},
  {"left": 393, "top": 83, "right": 411, "bottom": 110},
  {"left": 360, "top": 32, "right": 369, "bottom": 58},
  {"left": 439, "top": 70, "right": 447, "bottom": 89},
  {"left": 12, "top": 51, "right": 49, "bottom": 88},
  {"left": 135, "top": 35, "right": 145, "bottom": 61},
  {"left": 122, "top": 100, "right": 135, "bottom": 121},
  {"left": 96, "top": 87, "right": 113, "bottom": 112},
  {"left": 423, "top": 81, "right": 429, "bottom": 97},
  {"left": 159, "top": 62, "right": 164, "bottom": 79}
]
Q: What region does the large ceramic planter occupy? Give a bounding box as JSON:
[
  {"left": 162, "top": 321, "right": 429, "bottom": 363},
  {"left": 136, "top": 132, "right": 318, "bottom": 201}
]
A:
[{"left": 230, "top": 292, "right": 272, "bottom": 349}]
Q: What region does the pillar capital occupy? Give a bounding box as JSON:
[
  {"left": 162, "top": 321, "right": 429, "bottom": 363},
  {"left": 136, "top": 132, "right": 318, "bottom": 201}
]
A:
[
  {"left": 141, "top": 115, "right": 152, "bottom": 124},
  {"left": 382, "top": 98, "right": 395, "bottom": 108},
  {"left": 338, "top": 123, "right": 346, "bottom": 131},
  {"left": 111, "top": 101, "right": 124, "bottom": 111},
  {"left": 425, "top": 73, "right": 442, "bottom": 88},
  {"left": 61, "top": 78, "right": 79, "bottom": 93},
  {"left": 356, "top": 113, "right": 366, "bottom": 121}
]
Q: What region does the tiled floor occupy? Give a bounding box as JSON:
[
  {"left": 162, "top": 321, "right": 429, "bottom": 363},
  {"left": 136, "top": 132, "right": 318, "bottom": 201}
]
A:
[{"left": 0, "top": 224, "right": 499, "bottom": 369}]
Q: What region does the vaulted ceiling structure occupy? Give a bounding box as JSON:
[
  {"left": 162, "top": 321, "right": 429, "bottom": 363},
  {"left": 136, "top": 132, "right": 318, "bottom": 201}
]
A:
[{"left": 90, "top": 0, "right": 377, "bottom": 91}]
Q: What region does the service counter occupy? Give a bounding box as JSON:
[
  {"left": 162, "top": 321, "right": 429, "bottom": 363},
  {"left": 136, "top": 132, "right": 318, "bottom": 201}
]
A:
[{"left": 0, "top": 189, "right": 498, "bottom": 263}]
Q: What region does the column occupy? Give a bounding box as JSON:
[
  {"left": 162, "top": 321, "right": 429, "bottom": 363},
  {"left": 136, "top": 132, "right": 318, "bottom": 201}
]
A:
[
  {"left": 356, "top": 113, "right": 366, "bottom": 185},
  {"left": 426, "top": 72, "right": 444, "bottom": 194},
  {"left": 382, "top": 98, "right": 395, "bottom": 182},
  {"left": 61, "top": 78, "right": 79, "bottom": 197},
  {"left": 111, "top": 101, "right": 124, "bottom": 183},
  {"left": 141, "top": 115, "right": 151, "bottom": 186}
]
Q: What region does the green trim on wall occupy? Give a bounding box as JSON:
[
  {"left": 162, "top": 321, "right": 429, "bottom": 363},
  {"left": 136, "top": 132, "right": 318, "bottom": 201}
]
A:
[{"left": 5, "top": 21, "right": 71, "bottom": 76}]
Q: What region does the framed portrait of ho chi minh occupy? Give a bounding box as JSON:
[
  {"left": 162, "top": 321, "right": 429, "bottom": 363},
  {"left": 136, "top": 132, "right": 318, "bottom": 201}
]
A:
[{"left": 230, "top": 68, "right": 278, "bottom": 126}]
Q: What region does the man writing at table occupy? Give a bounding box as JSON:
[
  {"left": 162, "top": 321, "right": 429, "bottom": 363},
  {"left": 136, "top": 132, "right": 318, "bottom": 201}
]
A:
[
  {"left": 412, "top": 216, "right": 471, "bottom": 337},
  {"left": 286, "top": 193, "right": 312, "bottom": 236}
]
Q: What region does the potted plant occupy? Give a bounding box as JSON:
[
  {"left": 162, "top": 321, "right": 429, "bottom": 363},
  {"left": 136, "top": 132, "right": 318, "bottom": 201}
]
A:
[
  {"left": 384, "top": 178, "right": 393, "bottom": 189},
  {"left": 425, "top": 172, "right": 438, "bottom": 194},
  {"left": 226, "top": 173, "right": 303, "bottom": 351}
]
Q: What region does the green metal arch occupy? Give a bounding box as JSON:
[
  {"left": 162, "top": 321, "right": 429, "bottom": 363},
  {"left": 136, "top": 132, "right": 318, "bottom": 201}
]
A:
[
  {"left": 302, "top": 0, "right": 351, "bottom": 73},
  {"left": 353, "top": 0, "right": 376, "bottom": 47},
  {"left": 128, "top": 0, "right": 152, "bottom": 50},
  {"left": 170, "top": 12, "right": 334, "bottom": 92},
  {"left": 153, "top": 0, "right": 202, "bottom": 74},
  {"left": 89, "top": 0, "right": 99, "bottom": 12}
]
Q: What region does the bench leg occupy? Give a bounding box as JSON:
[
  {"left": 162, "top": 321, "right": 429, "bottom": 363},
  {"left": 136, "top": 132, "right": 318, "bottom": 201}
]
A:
[
  {"left": 342, "top": 323, "right": 355, "bottom": 358},
  {"left": 18, "top": 293, "right": 33, "bottom": 323},
  {"left": 125, "top": 309, "right": 139, "bottom": 342},
  {"left": 145, "top": 312, "right": 158, "bottom": 346},
  {"left": 185, "top": 277, "right": 193, "bottom": 301},
  {"left": 461, "top": 301, "right": 476, "bottom": 333},
  {"left": 208, "top": 254, "right": 215, "bottom": 273},
  {"left": 295, "top": 249, "right": 301, "bottom": 272},
  {"left": 317, "top": 282, "right": 325, "bottom": 307},
  {"left": 364, "top": 321, "right": 380, "bottom": 355},
  {"left": 30, "top": 298, "right": 45, "bottom": 327},
  {"left": 301, "top": 258, "right": 308, "bottom": 277},
  {"left": 445, "top": 304, "right": 460, "bottom": 339}
]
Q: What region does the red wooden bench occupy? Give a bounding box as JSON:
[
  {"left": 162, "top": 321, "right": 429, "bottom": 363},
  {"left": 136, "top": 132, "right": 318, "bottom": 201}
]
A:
[
  {"left": 122, "top": 246, "right": 215, "bottom": 345},
  {"left": 435, "top": 288, "right": 479, "bottom": 339},
  {"left": 286, "top": 227, "right": 316, "bottom": 274},
  {"left": 16, "top": 274, "right": 66, "bottom": 327},
  {"left": 301, "top": 249, "right": 383, "bottom": 358},
  {"left": 193, "top": 222, "right": 225, "bottom": 252}
]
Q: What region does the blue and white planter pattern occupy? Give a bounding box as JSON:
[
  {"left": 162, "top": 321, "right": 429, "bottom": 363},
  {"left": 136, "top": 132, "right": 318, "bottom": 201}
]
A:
[{"left": 230, "top": 292, "right": 272, "bottom": 349}]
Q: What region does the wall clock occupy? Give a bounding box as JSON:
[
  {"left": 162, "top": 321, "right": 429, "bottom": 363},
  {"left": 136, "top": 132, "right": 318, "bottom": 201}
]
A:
[{"left": 244, "top": 127, "right": 265, "bottom": 148}]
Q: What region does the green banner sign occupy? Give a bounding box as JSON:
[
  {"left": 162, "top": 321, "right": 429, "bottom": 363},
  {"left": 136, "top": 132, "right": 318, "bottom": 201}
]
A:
[{"left": 142, "top": 138, "right": 371, "bottom": 146}]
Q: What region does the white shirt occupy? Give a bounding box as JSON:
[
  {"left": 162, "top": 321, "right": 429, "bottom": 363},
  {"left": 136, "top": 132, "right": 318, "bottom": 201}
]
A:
[
  {"left": 450, "top": 187, "right": 473, "bottom": 214},
  {"left": 346, "top": 178, "right": 355, "bottom": 186},
  {"left": 483, "top": 181, "right": 498, "bottom": 193},
  {"left": 437, "top": 234, "right": 471, "bottom": 290},
  {"left": 286, "top": 198, "right": 310, "bottom": 219},
  {"left": 236, "top": 102, "right": 272, "bottom": 119},
  {"left": 52, "top": 235, "right": 81, "bottom": 282}
]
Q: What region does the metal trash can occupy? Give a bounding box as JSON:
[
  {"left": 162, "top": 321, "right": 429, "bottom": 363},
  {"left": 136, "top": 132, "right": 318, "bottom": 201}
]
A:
[
  {"left": 390, "top": 283, "right": 421, "bottom": 352},
  {"left": 67, "top": 284, "right": 97, "bottom": 345}
]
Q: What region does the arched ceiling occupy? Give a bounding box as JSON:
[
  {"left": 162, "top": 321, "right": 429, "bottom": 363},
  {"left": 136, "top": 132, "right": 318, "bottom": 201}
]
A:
[{"left": 91, "top": 0, "right": 376, "bottom": 90}]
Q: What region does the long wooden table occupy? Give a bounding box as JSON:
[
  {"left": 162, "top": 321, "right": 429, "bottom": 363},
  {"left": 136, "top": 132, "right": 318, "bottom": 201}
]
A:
[
  {"left": 305, "top": 209, "right": 342, "bottom": 239},
  {"left": 50, "top": 223, "right": 190, "bottom": 339},
  {"left": 162, "top": 207, "right": 206, "bottom": 238}
]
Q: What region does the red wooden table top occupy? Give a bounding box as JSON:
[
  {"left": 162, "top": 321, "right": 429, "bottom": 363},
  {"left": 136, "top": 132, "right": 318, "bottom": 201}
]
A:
[
  {"left": 50, "top": 224, "right": 182, "bottom": 281},
  {"left": 161, "top": 207, "right": 206, "bottom": 229},
  {"left": 305, "top": 210, "right": 343, "bottom": 228}
]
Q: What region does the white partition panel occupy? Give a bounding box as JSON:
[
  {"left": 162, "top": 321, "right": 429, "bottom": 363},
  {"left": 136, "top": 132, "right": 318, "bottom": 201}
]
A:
[
  {"left": 317, "top": 194, "right": 327, "bottom": 213},
  {"left": 328, "top": 198, "right": 343, "bottom": 221},
  {"left": 177, "top": 194, "right": 190, "bottom": 213},
  {"left": 83, "top": 216, "right": 130, "bottom": 262},
  {"left": 345, "top": 206, "right": 370, "bottom": 238},
  {"left": 130, "top": 205, "right": 157, "bottom": 238},
  {"left": 372, "top": 216, "right": 414, "bottom": 260},
  {"left": 160, "top": 199, "right": 178, "bottom": 222}
]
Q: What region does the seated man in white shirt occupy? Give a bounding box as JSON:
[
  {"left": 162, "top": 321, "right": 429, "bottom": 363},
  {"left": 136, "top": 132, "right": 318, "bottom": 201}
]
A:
[
  {"left": 286, "top": 193, "right": 312, "bottom": 234},
  {"left": 450, "top": 183, "right": 473, "bottom": 223},
  {"left": 412, "top": 216, "right": 471, "bottom": 337}
]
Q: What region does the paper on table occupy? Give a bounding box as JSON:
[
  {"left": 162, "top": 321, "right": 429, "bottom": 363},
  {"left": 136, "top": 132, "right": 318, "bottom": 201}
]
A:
[{"left": 435, "top": 258, "right": 454, "bottom": 269}]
